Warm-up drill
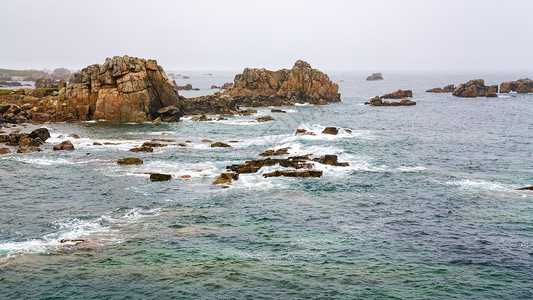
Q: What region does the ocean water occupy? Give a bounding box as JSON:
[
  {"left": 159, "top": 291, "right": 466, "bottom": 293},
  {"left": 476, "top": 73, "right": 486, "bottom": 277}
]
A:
[{"left": 0, "top": 71, "right": 532, "bottom": 299}]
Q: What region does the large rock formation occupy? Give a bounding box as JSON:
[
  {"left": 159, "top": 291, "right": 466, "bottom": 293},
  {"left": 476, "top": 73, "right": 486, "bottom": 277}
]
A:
[
  {"left": 366, "top": 73, "right": 383, "bottom": 81},
  {"left": 452, "top": 79, "right": 498, "bottom": 98},
  {"left": 225, "top": 60, "right": 340, "bottom": 106},
  {"left": 500, "top": 78, "right": 533, "bottom": 93}
]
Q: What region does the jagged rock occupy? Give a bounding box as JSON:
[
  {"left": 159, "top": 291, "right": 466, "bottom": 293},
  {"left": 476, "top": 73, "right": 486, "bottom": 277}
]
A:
[
  {"left": 453, "top": 79, "right": 498, "bottom": 97},
  {"left": 381, "top": 89, "right": 413, "bottom": 99},
  {"left": 226, "top": 60, "right": 340, "bottom": 106},
  {"left": 221, "top": 82, "right": 233, "bottom": 89},
  {"left": 53, "top": 140, "right": 75, "bottom": 151},
  {"left": 0, "top": 147, "right": 10, "bottom": 154},
  {"left": 256, "top": 115, "right": 275, "bottom": 122},
  {"left": 517, "top": 185, "right": 533, "bottom": 191},
  {"left": 259, "top": 147, "right": 290, "bottom": 156},
  {"left": 426, "top": 84, "right": 455, "bottom": 93},
  {"left": 294, "top": 128, "right": 315, "bottom": 136},
  {"left": 263, "top": 170, "right": 323, "bottom": 178},
  {"left": 500, "top": 78, "right": 533, "bottom": 93},
  {"left": 117, "top": 157, "right": 143, "bottom": 165},
  {"left": 129, "top": 146, "right": 154, "bottom": 152},
  {"left": 314, "top": 154, "right": 349, "bottom": 166},
  {"left": 322, "top": 127, "right": 338, "bottom": 135},
  {"left": 211, "top": 142, "right": 231, "bottom": 148},
  {"left": 271, "top": 109, "right": 286, "bottom": 113},
  {"left": 35, "top": 77, "right": 57, "bottom": 89},
  {"left": 180, "top": 94, "right": 239, "bottom": 115},
  {"left": 17, "top": 145, "right": 41, "bottom": 153},
  {"left": 212, "top": 172, "right": 239, "bottom": 185},
  {"left": 149, "top": 173, "right": 172, "bottom": 181},
  {"left": 28, "top": 128, "right": 50, "bottom": 142},
  {"left": 366, "top": 73, "right": 383, "bottom": 81},
  {"left": 226, "top": 156, "right": 312, "bottom": 174}
]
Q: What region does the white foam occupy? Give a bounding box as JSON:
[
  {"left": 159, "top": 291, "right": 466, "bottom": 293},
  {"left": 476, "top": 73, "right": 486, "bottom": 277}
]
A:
[
  {"left": 2, "top": 156, "right": 74, "bottom": 166},
  {"left": 446, "top": 179, "right": 510, "bottom": 191}
]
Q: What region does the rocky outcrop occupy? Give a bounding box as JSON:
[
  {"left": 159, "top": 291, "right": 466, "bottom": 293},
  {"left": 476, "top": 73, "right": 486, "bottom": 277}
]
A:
[
  {"left": 366, "top": 73, "right": 383, "bottom": 81},
  {"left": 365, "top": 97, "right": 416, "bottom": 106},
  {"left": 0, "top": 128, "right": 49, "bottom": 152},
  {"left": 211, "top": 142, "right": 231, "bottom": 148},
  {"left": 117, "top": 157, "right": 143, "bottom": 165},
  {"left": 174, "top": 83, "right": 199, "bottom": 91},
  {"left": 149, "top": 173, "right": 172, "bottom": 181},
  {"left": 500, "top": 78, "right": 533, "bottom": 93},
  {"left": 212, "top": 172, "right": 239, "bottom": 185},
  {"left": 53, "top": 140, "right": 74, "bottom": 151},
  {"left": 180, "top": 93, "right": 239, "bottom": 115},
  {"left": 381, "top": 89, "right": 413, "bottom": 99},
  {"left": 452, "top": 79, "right": 498, "bottom": 97},
  {"left": 225, "top": 60, "right": 340, "bottom": 106},
  {"left": 259, "top": 147, "right": 290, "bottom": 156},
  {"left": 322, "top": 127, "right": 338, "bottom": 135},
  {"left": 256, "top": 115, "right": 275, "bottom": 122},
  {"left": 426, "top": 84, "right": 455, "bottom": 93}
]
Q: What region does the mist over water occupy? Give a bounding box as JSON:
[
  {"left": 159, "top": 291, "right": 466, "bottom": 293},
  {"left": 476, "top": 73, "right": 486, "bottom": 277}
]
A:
[{"left": 0, "top": 72, "right": 532, "bottom": 298}]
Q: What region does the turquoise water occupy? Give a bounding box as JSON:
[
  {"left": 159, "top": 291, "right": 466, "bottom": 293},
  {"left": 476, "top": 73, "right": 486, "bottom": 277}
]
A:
[{"left": 0, "top": 72, "right": 532, "bottom": 299}]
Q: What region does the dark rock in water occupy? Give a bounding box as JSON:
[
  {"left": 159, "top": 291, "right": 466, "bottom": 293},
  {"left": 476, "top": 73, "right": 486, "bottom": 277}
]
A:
[
  {"left": 256, "top": 115, "right": 275, "bottom": 123},
  {"left": 314, "top": 154, "right": 349, "bottom": 166},
  {"left": 217, "top": 116, "right": 228, "bottom": 121},
  {"left": 68, "top": 134, "right": 80, "bottom": 139},
  {"left": 142, "top": 142, "right": 166, "bottom": 148},
  {"left": 130, "top": 146, "right": 154, "bottom": 152},
  {"left": 201, "top": 139, "right": 212, "bottom": 143},
  {"left": 365, "top": 97, "right": 416, "bottom": 106},
  {"left": 381, "top": 89, "right": 413, "bottom": 99},
  {"left": 452, "top": 79, "right": 498, "bottom": 98},
  {"left": 174, "top": 83, "right": 199, "bottom": 91},
  {"left": 271, "top": 109, "right": 286, "bottom": 113},
  {"left": 500, "top": 78, "right": 533, "bottom": 93},
  {"left": 191, "top": 114, "right": 212, "bottom": 122},
  {"left": 150, "top": 173, "right": 172, "bottom": 181},
  {"left": 239, "top": 108, "right": 257, "bottom": 116},
  {"left": 117, "top": 157, "right": 143, "bottom": 165},
  {"left": 294, "top": 128, "right": 315, "bottom": 136},
  {"left": 322, "top": 127, "right": 338, "bottom": 135},
  {"left": 226, "top": 156, "right": 313, "bottom": 174},
  {"left": 17, "top": 145, "right": 41, "bottom": 153},
  {"left": 157, "top": 106, "right": 182, "bottom": 122},
  {"left": 212, "top": 172, "right": 239, "bottom": 185},
  {"left": 28, "top": 128, "right": 50, "bottom": 142},
  {"left": 93, "top": 142, "right": 102, "bottom": 145},
  {"left": 517, "top": 185, "right": 533, "bottom": 191},
  {"left": 426, "top": 84, "right": 455, "bottom": 93},
  {"left": 18, "top": 136, "right": 43, "bottom": 147},
  {"left": 211, "top": 142, "right": 231, "bottom": 148},
  {"left": 53, "top": 140, "right": 75, "bottom": 151},
  {"left": 259, "top": 147, "right": 290, "bottom": 156},
  {"left": 60, "top": 238, "right": 87, "bottom": 244},
  {"left": 0, "top": 147, "right": 10, "bottom": 154},
  {"left": 263, "top": 170, "right": 323, "bottom": 178},
  {"left": 366, "top": 73, "right": 383, "bottom": 81}
]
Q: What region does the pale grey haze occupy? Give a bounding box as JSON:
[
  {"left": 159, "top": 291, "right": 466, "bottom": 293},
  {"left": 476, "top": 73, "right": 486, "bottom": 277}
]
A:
[{"left": 0, "top": 0, "right": 532, "bottom": 71}]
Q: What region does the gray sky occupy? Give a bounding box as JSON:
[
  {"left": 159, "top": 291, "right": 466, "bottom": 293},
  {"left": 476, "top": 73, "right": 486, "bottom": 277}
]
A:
[{"left": 1, "top": 0, "right": 532, "bottom": 71}]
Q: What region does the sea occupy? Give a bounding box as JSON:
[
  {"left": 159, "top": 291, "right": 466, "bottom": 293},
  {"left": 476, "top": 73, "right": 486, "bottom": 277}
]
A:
[{"left": 0, "top": 71, "right": 532, "bottom": 299}]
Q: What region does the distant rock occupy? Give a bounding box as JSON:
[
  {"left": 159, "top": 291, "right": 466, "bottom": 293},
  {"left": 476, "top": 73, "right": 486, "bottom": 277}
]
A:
[
  {"left": 117, "top": 157, "right": 143, "bottom": 165},
  {"left": 321, "top": 127, "right": 338, "bottom": 135},
  {"left": 500, "top": 78, "right": 533, "bottom": 93},
  {"left": 294, "top": 128, "right": 315, "bottom": 136},
  {"left": 263, "top": 170, "right": 323, "bottom": 178},
  {"left": 129, "top": 145, "right": 153, "bottom": 152},
  {"left": 51, "top": 68, "right": 71, "bottom": 81},
  {"left": 381, "top": 89, "right": 413, "bottom": 99},
  {"left": 365, "top": 97, "right": 416, "bottom": 106},
  {"left": 366, "top": 73, "right": 383, "bottom": 81},
  {"left": 271, "top": 109, "right": 286, "bottom": 113},
  {"left": 256, "top": 115, "right": 275, "bottom": 122},
  {"left": 259, "top": 147, "right": 290, "bottom": 156},
  {"left": 190, "top": 114, "right": 212, "bottom": 122},
  {"left": 174, "top": 83, "right": 200, "bottom": 91},
  {"left": 35, "top": 77, "right": 57, "bottom": 89},
  {"left": 53, "top": 140, "right": 75, "bottom": 151},
  {"left": 149, "top": 173, "right": 172, "bottom": 181},
  {"left": 517, "top": 185, "right": 533, "bottom": 191},
  {"left": 452, "top": 79, "right": 498, "bottom": 98},
  {"left": 426, "top": 84, "right": 455, "bottom": 93},
  {"left": 211, "top": 142, "right": 231, "bottom": 148},
  {"left": 313, "top": 154, "right": 349, "bottom": 166}
]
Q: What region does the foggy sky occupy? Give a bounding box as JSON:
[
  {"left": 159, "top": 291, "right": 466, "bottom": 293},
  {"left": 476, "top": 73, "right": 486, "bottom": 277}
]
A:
[{"left": 1, "top": 0, "right": 532, "bottom": 71}]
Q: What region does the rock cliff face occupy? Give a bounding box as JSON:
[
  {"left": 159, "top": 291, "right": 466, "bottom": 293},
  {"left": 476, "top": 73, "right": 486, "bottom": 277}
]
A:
[
  {"left": 225, "top": 60, "right": 340, "bottom": 107},
  {"left": 500, "top": 78, "right": 533, "bottom": 93},
  {"left": 452, "top": 79, "right": 498, "bottom": 98},
  {"left": 62, "top": 56, "right": 182, "bottom": 122}
]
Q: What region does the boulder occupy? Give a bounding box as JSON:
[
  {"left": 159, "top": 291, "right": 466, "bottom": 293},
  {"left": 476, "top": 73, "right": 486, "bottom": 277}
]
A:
[
  {"left": 53, "top": 140, "right": 75, "bottom": 151},
  {"left": 117, "top": 157, "right": 143, "bottom": 165},
  {"left": 211, "top": 142, "right": 231, "bottom": 148},
  {"left": 149, "top": 173, "right": 172, "bottom": 181},
  {"left": 426, "top": 84, "right": 455, "bottom": 93},
  {"left": 28, "top": 128, "right": 50, "bottom": 142},
  {"left": 314, "top": 154, "right": 349, "bottom": 166},
  {"left": 453, "top": 79, "right": 498, "bottom": 97},
  {"left": 256, "top": 115, "right": 275, "bottom": 122},
  {"left": 259, "top": 147, "right": 290, "bottom": 156},
  {"left": 263, "top": 170, "right": 323, "bottom": 178},
  {"left": 322, "top": 127, "right": 338, "bottom": 135},
  {"left": 0, "top": 147, "right": 10, "bottom": 154},
  {"left": 366, "top": 73, "right": 383, "bottom": 81},
  {"left": 212, "top": 172, "right": 239, "bottom": 185},
  {"left": 500, "top": 78, "right": 533, "bottom": 93}
]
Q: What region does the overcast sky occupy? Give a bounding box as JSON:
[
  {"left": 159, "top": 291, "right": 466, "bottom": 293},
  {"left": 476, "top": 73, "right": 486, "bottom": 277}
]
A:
[{"left": 1, "top": 0, "right": 532, "bottom": 71}]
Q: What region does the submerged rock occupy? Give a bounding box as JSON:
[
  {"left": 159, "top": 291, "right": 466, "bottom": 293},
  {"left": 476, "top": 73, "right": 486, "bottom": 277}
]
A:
[
  {"left": 150, "top": 173, "right": 172, "bottom": 181},
  {"left": 500, "top": 78, "right": 533, "bottom": 93},
  {"left": 53, "top": 140, "right": 75, "bottom": 151},
  {"left": 117, "top": 157, "right": 143, "bottom": 165},
  {"left": 426, "top": 84, "right": 455, "bottom": 93},
  {"left": 212, "top": 172, "right": 239, "bottom": 185},
  {"left": 452, "top": 79, "right": 498, "bottom": 97},
  {"left": 366, "top": 73, "right": 383, "bottom": 81},
  {"left": 263, "top": 170, "right": 323, "bottom": 178}
]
